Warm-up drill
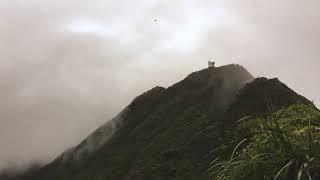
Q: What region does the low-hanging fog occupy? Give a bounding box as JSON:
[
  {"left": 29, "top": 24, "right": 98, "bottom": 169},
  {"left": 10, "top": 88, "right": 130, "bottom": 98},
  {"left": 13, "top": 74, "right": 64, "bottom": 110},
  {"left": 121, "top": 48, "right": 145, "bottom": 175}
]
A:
[{"left": 0, "top": 0, "right": 319, "bottom": 169}]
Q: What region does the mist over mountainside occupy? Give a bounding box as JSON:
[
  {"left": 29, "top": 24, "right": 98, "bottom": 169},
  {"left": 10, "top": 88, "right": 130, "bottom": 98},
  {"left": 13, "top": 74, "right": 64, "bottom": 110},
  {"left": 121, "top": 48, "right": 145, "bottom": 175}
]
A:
[
  {"left": 53, "top": 64, "right": 253, "bottom": 164},
  {"left": 8, "top": 64, "right": 315, "bottom": 180}
]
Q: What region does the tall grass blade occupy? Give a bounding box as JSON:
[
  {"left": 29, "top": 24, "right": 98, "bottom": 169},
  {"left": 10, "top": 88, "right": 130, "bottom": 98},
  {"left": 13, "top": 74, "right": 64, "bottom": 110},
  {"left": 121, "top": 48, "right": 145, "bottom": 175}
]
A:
[
  {"left": 274, "top": 160, "right": 294, "bottom": 180},
  {"left": 230, "top": 139, "right": 247, "bottom": 160}
]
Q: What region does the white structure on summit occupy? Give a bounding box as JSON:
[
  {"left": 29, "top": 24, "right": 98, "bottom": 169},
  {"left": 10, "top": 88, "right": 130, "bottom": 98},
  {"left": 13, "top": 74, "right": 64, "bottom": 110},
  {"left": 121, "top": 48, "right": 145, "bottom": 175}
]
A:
[{"left": 208, "top": 61, "right": 215, "bottom": 68}]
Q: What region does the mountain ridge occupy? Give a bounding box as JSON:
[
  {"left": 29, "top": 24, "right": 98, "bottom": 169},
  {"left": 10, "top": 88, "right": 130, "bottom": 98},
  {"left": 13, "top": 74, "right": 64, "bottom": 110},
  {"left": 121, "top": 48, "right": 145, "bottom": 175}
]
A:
[{"left": 12, "top": 64, "right": 314, "bottom": 180}]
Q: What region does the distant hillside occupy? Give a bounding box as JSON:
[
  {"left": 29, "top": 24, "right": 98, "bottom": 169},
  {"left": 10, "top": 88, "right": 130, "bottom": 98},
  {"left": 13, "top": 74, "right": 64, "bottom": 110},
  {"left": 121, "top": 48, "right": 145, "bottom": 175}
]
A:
[{"left": 15, "top": 64, "right": 314, "bottom": 180}]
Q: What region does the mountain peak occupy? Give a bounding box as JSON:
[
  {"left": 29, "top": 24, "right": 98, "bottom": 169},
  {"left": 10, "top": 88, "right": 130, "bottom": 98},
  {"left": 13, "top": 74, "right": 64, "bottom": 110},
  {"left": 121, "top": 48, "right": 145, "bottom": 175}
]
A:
[
  {"left": 186, "top": 64, "right": 252, "bottom": 81},
  {"left": 181, "top": 64, "right": 253, "bottom": 89},
  {"left": 163, "top": 64, "right": 254, "bottom": 110}
]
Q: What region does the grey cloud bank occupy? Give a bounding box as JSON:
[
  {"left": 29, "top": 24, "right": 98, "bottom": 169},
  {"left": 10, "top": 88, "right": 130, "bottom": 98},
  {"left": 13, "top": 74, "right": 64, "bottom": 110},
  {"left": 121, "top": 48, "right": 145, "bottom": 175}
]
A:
[{"left": 0, "top": 0, "right": 319, "bottom": 168}]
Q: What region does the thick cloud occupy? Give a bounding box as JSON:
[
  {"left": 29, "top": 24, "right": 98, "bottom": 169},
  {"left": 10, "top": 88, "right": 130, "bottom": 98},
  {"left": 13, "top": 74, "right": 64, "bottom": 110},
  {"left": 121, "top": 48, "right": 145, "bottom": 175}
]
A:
[{"left": 0, "top": 0, "right": 319, "bottom": 168}]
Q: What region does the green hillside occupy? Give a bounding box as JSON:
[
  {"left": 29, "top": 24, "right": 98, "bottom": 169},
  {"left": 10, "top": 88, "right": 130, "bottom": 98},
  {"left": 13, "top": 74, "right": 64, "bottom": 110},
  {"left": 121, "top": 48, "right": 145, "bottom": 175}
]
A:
[{"left": 19, "top": 64, "right": 315, "bottom": 180}]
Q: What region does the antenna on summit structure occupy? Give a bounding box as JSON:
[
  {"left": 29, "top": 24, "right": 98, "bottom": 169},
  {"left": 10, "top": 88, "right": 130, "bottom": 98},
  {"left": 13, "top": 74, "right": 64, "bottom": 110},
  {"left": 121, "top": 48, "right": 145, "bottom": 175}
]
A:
[{"left": 208, "top": 60, "right": 215, "bottom": 68}]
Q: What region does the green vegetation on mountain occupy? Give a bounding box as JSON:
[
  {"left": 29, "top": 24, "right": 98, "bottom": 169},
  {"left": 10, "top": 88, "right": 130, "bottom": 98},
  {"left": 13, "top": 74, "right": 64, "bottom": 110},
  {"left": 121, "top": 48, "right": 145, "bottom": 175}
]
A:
[
  {"left": 210, "top": 104, "right": 320, "bottom": 180},
  {"left": 15, "top": 64, "right": 316, "bottom": 180}
]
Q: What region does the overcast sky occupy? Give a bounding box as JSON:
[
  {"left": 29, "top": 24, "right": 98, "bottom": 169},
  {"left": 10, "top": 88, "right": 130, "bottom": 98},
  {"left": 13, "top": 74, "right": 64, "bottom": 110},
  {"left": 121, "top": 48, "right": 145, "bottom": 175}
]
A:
[{"left": 0, "top": 0, "right": 319, "bottom": 168}]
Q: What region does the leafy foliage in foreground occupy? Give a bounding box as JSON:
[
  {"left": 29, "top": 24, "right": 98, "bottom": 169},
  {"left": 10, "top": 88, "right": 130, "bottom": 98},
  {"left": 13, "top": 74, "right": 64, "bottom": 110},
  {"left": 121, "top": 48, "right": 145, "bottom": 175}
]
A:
[{"left": 210, "top": 104, "right": 320, "bottom": 180}]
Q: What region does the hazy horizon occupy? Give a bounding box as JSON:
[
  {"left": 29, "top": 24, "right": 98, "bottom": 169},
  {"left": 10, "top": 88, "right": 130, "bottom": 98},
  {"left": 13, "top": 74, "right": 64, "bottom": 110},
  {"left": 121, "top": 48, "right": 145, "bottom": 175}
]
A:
[{"left": 0, "top": 0, "right": 320, "bottom": 169}]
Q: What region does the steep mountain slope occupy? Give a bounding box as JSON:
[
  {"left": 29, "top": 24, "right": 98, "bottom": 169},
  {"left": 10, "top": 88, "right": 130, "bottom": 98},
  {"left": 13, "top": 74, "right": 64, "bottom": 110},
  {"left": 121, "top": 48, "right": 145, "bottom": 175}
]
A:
[{"left": 27, "top": 64, "right": 313, "bottom": 180}]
